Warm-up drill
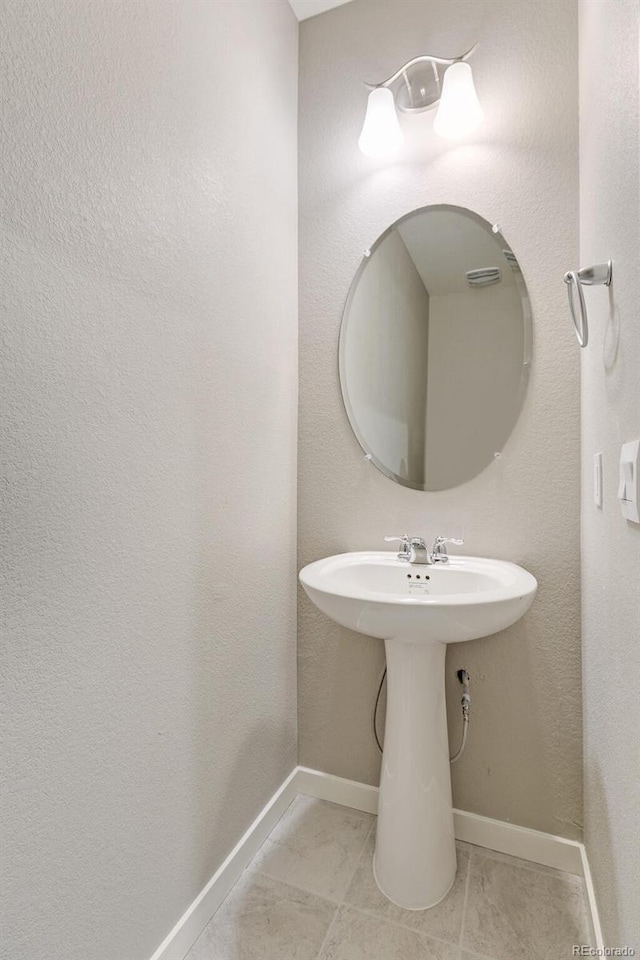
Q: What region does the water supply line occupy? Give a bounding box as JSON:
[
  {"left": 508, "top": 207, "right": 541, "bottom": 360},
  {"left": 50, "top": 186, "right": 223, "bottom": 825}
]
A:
[
  {"left": 373, "top": 667, "right": 471, "bottom": 763},
  {"left": 449, "top": 669, "right": 471, "bottom": 764}
]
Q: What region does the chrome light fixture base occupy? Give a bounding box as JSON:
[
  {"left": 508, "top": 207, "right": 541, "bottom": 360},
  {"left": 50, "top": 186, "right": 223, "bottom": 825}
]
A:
[
  {"left": 364, "top": 44, "right": 478, "bottom": 113},
  {"left": 358, "top": 44, "right": 483, "bottom": 155},
  {"left": 395, "top": 61, "right": 441, "bottom": 113}
]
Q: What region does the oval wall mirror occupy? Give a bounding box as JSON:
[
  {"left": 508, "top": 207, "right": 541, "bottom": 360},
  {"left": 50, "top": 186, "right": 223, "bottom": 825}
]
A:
[{"left": 339, "top": 205, "right": 532, "bottom": 491}]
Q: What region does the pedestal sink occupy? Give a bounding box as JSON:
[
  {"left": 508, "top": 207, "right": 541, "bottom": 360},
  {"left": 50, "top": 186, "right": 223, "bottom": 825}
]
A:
[{"left": 298, "top": 551, "right": 537, "bottom": 910}]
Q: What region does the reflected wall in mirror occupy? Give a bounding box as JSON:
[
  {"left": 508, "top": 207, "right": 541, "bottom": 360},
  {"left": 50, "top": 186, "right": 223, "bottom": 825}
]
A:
[{"left": 339, "top": 205, "right": 532, "bottom": 490}]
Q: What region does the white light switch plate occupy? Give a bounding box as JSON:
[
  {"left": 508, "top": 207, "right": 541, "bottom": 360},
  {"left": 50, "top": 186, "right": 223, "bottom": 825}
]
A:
[{"left": 618, "top": 440, "right": 640, "bottom": 523}]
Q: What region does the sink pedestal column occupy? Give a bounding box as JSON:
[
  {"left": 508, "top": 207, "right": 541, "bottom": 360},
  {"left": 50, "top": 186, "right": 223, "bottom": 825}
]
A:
[{"left": 373, "top": 639, "right": 456, "bottom": 910}]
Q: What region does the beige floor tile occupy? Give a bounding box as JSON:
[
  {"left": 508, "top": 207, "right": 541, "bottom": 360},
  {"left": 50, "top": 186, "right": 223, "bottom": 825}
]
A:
[
  {"left": 185, "top": 870, "right": 336, "bottom": 960},
  {"left": 462, "top": 850, "right": 590, "bottom": 960},
  {"left": 343, "top": 832, "right": 469, "bottom": 946},
  {"left": 253, "top": 794, "right": 374, "bottom": 901},
  {"left": 318, "top": 906, "right": 460, "bottom": 960}
]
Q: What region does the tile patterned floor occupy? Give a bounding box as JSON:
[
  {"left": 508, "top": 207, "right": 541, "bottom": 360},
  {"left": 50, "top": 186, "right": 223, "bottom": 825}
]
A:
[{"left": 185, "top": 795, "right": 592, "bottom": 960}]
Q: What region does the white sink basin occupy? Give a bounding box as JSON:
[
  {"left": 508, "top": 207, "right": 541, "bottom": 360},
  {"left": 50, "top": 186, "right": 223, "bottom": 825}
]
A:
[
  {"left": 299, "top": 549, "right": 537, "bottom": 912},
  {"left": 299, "top": 551, "right": 537, "bottom": 644}
]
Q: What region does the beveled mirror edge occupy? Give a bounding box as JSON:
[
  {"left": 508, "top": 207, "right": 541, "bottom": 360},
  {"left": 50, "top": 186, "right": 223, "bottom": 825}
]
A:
[{"left": 337, "top": 203, "right": 533, "bottom": 492}]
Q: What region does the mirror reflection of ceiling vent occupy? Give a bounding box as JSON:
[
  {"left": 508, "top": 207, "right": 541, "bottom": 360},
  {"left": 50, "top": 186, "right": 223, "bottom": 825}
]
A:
[
  {"left": 502, "top": 249, "right": 521, "bottom": 271},
  {"left": 466, "top": 267, "right": 501, "bottom": 287}
]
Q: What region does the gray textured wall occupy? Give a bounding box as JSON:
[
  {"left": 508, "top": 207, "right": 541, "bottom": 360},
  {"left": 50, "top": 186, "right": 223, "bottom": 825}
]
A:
[
  {"left": 0, "top": 2, "right": 298, "bottom": 959},
  {"left": 298, "top": 0, "right": 583, "bottom": 839},
  {"left": 579, "top": 0, "right": 640, "bottom": 948}
]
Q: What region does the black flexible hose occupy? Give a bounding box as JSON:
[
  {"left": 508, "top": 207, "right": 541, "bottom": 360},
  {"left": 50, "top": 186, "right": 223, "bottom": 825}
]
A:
[{"left": 372, "top": 667, "right": 386, "bottom": 753}]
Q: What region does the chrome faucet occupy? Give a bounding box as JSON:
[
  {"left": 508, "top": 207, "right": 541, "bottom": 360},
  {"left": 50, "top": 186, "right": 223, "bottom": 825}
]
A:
[
  {"left": 431, "top": 536, "right": 464, "bottom": 563},
  {"left": 384, "top": 535, "right": 432, "bottom": 565},
  {"left": 385, "top": 535, "right": 464, "bottom": 564}
]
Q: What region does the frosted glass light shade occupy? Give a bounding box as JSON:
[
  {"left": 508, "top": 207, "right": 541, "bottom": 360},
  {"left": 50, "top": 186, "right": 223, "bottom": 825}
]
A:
[
  {"left": 358, "top": 87, "right": 403, "bottom": 157},
  {"left": 433, "top": 62, "right": 484, "bottom": 139}
]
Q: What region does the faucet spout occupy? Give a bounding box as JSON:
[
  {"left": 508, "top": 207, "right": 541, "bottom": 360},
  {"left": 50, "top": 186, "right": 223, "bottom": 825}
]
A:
[{"left": 408, "top": 538, "right": 432, "bottom": 564}]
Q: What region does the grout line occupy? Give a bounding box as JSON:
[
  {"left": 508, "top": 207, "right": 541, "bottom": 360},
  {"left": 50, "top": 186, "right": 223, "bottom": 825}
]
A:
[
  {"left": 460, "top": 950, "right": 498, "bottom": 960},
  {"left": 252, "top": 857, "right": 344, "bottom": 907},
  {"left": 337, "top": 860, "right": 465, "bottom": 951},
  {"left": 340, "top": 899, "right": 465, "bottom": 953},
  {"left": 251, "top": 833, "right": 344, "bottom": 907},
  {"left": 335, "top": 814, "right": 377, "bottom": 902},
  {"left": 458, "top": 844, "right": 473, "bottom": 960},
  {"left": 314, "top": 903, "right": 340, "bottom": 960},
  {"left": 313, "top": 818, "right": 376, "bottom": 960}
]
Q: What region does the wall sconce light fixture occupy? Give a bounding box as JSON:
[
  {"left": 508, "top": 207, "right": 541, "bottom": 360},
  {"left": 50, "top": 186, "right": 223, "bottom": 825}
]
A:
[{"left": 358, "top": 45, "right": 483, "bottom": 157}]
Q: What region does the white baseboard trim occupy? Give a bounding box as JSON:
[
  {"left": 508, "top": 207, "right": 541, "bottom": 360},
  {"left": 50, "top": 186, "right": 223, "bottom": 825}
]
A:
[
  {"left": 149, "top": 765, "right": 604, "bottom": 959},
  {"left": 148, "top": 767, "right": 299, "bottom": 960},
  {"left": 453, "top": 808, "right": 582, "bottom": 875},
  {"left": 580, "top": 843, "right": 605, "bottom": 949},
  {"left": 295, "top": 766, "right": 379, "bottom": 814}
]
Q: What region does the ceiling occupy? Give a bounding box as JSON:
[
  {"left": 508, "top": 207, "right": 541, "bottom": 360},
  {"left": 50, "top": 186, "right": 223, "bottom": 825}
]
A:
[{"left": 288, "top": 0, "right": 353, "bottom": 21}]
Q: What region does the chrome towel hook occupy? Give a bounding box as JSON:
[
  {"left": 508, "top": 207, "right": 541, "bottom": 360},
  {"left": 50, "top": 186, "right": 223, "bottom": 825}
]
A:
[{"left": 564, "top": 260, "right": 612, "bottom": 347}]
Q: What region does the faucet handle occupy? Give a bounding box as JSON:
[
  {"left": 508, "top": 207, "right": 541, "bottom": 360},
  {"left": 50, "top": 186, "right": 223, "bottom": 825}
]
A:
[
  {"left": 384, "top": 535, "right": 411, "bottom": 559},
  {"left": 431, "top": 536, "right": 464, "bottom": 563}
]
